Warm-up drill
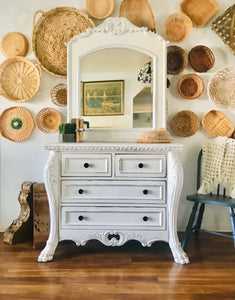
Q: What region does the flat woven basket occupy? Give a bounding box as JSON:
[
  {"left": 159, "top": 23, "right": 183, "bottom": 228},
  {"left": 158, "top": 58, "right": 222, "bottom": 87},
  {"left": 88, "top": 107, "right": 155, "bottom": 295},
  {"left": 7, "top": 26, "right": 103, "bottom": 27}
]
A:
[
  {"left": 202, "top": 110, "right": 234, "bottom": 137},
  {"left": 32, "top": 7, "right": 95, "bottom": 78},
  {"left": 172, "top": 110, "right": 200, "bottom": 137},
  {"left": 0, "top": 57, "right": 41, "bottom": 103},
  {"left": 50, "top": 83, "right": 67, "bottom": 107},
  {"left": 36, "top": 107, "right": 61, "bottom": 134},
  {"left": 211, "top": 4, "right": 235, "bottom": 55},
  {"left": 0, "top": 106, "right": 34, "bottom": 142}
]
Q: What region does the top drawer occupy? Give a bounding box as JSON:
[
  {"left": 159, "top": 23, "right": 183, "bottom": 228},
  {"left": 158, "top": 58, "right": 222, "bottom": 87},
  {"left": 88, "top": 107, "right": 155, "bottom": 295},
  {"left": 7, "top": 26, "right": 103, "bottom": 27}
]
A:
[
  {"left": 61, "top": 154, "right": 111, "bottom": 177},
  {"left": 115, "top": 154, "right": 166, "bottom": 177}
]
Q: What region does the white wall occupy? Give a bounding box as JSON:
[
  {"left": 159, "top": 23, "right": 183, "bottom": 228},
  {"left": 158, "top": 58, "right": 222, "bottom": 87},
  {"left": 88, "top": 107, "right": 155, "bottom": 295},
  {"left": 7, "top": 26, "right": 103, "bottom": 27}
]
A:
[{"left": 0, "top": 0, "right": 234, "bottom": 231}]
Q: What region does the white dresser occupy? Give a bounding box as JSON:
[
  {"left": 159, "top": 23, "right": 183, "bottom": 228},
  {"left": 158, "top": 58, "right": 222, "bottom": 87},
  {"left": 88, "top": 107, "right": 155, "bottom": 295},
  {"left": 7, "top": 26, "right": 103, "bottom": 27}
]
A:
[{"left": 38, "top": 142, "right": 189, "bottom": 264}]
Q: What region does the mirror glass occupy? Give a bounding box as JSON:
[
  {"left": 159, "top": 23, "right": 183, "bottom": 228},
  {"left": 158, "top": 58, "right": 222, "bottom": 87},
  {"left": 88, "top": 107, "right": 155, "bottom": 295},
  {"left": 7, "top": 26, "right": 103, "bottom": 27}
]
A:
[{"left": 80, "top": 48, "right": 153, "bottom": 129}]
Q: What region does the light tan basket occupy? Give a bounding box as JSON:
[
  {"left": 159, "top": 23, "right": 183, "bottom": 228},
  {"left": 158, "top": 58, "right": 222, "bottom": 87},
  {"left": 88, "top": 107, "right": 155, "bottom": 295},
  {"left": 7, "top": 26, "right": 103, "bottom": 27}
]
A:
[
  {"left": 202, "top": 110, "right": 234, "bottom": 137},
  {"left": 86, "top": 0, "right": 114, "bottom": 19},
  {"left": 32, "top": 7, "right": 95, "bottom": 78},
  {"left": 0, "top": 57, "right": 41, "bottom": 103},
  {"left": 119, "top": 0, "right": 156, "bottom": 32},
  {"left": 172, "top": 110, "right": 200, "bottom": 137},
  {"left": 50, "top": 83, "right": 67, "bottom": 107},
  {"left": 0, "top": 32, "right": 29, "bottom": 58},
  {"left": 180, "top": 0, "right": 218, "bottom": 27},
  {"left": 211, "top": 5, "right": 235, "bottom": 56},
  {"left": 0, "top": 106, "right": 34, "bottom": 142},
  {"left": 36, "top": 107, "right": 61, "bottom": 134}
]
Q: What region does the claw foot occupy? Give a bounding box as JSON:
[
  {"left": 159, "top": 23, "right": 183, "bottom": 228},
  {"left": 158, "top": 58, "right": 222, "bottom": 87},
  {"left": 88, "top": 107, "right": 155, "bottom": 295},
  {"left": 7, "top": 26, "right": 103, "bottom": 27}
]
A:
[
  {"left": 38, "top": 242, "right": 57, "bottom": 262},
  {"left": 170, "top": 242, "right": 190, "bottom": 264}
]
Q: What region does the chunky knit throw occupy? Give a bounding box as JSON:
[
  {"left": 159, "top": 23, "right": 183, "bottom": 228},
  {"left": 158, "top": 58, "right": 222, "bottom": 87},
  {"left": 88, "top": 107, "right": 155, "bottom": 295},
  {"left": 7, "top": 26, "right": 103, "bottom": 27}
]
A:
[{"left": 198, "top": 137, "right": 235, "bottom": 198}]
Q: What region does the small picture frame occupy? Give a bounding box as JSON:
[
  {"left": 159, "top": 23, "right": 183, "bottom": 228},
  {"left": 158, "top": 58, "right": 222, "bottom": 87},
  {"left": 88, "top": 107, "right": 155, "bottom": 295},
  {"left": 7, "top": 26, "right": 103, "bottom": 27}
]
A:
[{"left": 83, "top": 80, "right": 124, "bottom": 116}]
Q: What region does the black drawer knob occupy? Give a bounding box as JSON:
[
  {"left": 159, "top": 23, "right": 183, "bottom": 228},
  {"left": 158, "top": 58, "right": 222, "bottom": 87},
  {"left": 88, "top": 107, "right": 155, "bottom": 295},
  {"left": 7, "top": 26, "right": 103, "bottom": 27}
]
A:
[
  {"left": 78, "top": 189, "right": 84, "bottom": 194},
  {"left": 138, "top": 163, "right": 144, "bottom": 168},
  {"left": 84, "top": 162, "right": 89, "bottom": 168},
  {"left": 143, "top": 216, "right": 149, "bottom": 222},
  {"left": 78, "top": 215, "right": 84, "bottom": 221},
  {"left": 143, "top": 189, "right": 149, "bottom": 195}
]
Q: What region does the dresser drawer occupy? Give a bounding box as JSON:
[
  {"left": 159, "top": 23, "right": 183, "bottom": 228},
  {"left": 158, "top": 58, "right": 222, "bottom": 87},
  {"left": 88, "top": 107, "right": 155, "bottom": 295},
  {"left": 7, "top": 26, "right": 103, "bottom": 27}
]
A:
[
  {"left": 61, "top": 181, "right": 166, "bottom": 205},
  {"left": 61, "top": 207, "right": 166, "bottom": 230},
  {"left": 115, "top": 154, "right": 166, "bottom": 177},
  {"left": 61, "top": 154, "right": 111, "bottom": 177}
]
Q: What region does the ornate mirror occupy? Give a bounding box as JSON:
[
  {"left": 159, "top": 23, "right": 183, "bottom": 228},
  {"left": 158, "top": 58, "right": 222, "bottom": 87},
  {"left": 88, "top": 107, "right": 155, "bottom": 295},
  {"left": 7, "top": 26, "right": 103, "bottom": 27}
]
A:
[{"left": 67, "top": 17, "right": 167, "bottom": 141}]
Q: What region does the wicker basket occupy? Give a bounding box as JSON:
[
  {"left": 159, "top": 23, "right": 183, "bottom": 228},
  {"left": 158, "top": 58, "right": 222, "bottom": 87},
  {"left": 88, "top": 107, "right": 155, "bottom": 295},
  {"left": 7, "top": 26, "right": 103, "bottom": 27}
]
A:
[
  {"left": 0, "top": 106, "right": 34, "bottom": 142},
  {"left": 119, "top": 0, "right": 156, "bottom": 32},
  {"left": 189, "top": 45, "right": 215, "bottom": 73},
  {"left": 202, "top": 110, "right": 234, "bottom": 137},
  {"left": 211, "top": 5, "right": 235, "bottom": 56},
  {"left": 32, "top": 7, "right": 95, "bottom": 78},
  {"left": 178, "top": 73, "right": 204, "bottom": 99},
  {"left": 36, "top": 107, "right": 62, "bottom": 134},
  {"left": 167, "top": 45, "right": 188, "bottom": 75},
  {"left": 0, "top": 57, "right": 41, "bottom": 103},
  {"left": 50, "top": 83, "right": 67, "bottom": 107},
  {"left": 0, "top": 32, "right": 29, "bottom": 58},
  {"left": 172, "top": 110, "right": 200, "bottom": 137},
  {"left": 208, "top": 66, "right": 235, "bottom": 110},
  {"left": 86, "top": 0, "right": 114, "bottom": 19}
]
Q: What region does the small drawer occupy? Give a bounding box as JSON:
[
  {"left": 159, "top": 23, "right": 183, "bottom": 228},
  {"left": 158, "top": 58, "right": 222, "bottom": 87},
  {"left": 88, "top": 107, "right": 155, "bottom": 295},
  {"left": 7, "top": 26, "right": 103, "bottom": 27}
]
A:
[
  {"left": 61, "top": 207, "right": 166, "bottom": 230},
  {"left": 61, "top": 180, "right": 166, "bottom": 204},
  {"left": 115, "top": 154, "right": 166, "bottom": 177},
  {"left": 61, "top": 154, "right": 111, "bottom": 177}
]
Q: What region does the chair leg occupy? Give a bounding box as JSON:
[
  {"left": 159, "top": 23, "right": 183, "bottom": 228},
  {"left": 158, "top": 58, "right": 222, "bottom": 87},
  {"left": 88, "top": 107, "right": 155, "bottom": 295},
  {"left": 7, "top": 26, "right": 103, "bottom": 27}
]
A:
[
  {"left": 194, "top": 203, "right": 205, "bottom": 236},
  {"left": 181, "top": 202, "right": 199, "bottom": 251},
  {"left": 229, "top": 207, "right": 235, "bottom": 248}
]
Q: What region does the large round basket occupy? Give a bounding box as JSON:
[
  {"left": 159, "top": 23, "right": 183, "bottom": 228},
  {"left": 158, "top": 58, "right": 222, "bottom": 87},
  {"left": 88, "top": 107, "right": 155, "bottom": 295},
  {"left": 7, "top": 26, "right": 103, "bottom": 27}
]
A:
[
  {"left": 0, "top": 106, "right": 34, "bottom": 142},
  {"left": 36, "top": 107, "right": 61, "bottom": 134},
  {"left": 0, "top": 57, "right": 41, "bottom": 103},
  {"left": 32, "top": 7, "right": 95, "bottom": 78},
  {"left": 172, "top": 110, "right": 200, "bottom": 137}
]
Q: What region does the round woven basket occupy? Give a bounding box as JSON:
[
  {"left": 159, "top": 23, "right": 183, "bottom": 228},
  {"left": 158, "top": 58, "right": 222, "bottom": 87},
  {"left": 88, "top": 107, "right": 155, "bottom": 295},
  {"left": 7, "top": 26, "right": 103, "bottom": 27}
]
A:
[
  {"left": 208, "top": 66, "right": 235, "bottom": 110},
  {"left": 189, "top": 45, "right": 215, "bottom": 73},
  {"left": 0, "top": 106, "right": 34, "bottom": 142},
  {"left": 178, "top": 73, "right": 204, "bottom": 99},
  {"left": 36, "top": 107, "right": 61, "bottom": 134},
  {"left": 167, "top": 45, "right": 188, "bottom": 75},
  {"left": 32, "top": 7, "right": 95, "bottom": 78},
  {"left": 50, "top": 83, "right": 67, "bottom": 107},
  {"left": 0, "top": 32, "right": 29, "bottom": 58},
  {"left": 172, "top": 110, "right": 200, "bottom": 137},
  {"left": 0, "top": 57, "right": 41, "bottom": 103},
  {"left": 86, "top": 0, "right": 114, "bottom": 19}
]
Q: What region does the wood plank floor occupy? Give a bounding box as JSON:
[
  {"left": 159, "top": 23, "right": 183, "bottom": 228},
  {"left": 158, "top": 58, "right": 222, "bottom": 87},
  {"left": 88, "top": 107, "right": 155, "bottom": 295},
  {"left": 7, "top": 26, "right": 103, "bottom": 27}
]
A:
[{"left": 0, "top": 232, "right": 234, "bottom": 300}]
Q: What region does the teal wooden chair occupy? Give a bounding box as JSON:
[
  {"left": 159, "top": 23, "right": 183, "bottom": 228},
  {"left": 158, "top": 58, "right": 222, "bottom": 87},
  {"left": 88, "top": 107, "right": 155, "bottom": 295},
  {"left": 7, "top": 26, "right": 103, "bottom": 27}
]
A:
[{"left": 181, "top": 150, "right": 235, "bottom": 251}]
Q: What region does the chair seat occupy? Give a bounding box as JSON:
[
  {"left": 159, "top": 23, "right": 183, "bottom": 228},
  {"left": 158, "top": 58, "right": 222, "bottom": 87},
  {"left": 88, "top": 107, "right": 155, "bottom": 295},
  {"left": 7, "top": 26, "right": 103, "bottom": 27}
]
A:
[{"left": 187, "top": 193, "right": 235, "bottom": 207}]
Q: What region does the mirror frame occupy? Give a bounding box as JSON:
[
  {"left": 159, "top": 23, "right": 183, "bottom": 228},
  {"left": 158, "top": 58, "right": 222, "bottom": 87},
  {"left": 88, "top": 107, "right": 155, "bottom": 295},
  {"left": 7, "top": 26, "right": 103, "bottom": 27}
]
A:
[{"left": 67, "top": 17, "right": 167, "bottom": 141}]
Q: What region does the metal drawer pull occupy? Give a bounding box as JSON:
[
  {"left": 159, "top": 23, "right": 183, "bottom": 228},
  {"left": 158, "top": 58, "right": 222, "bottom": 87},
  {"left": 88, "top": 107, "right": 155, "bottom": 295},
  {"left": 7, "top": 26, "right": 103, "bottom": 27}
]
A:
[
  {"left": 143, "top": 189, "right": 149, "bottom": 195},
  {"left": 84, "top": 162, "right": 89, "bottom": 168},
  {"left": 78, "top": 189, "right": 84, "bottom": 194},
  {"left": 138, "top": 163, "right": 144, "bottom": 168},
  {"left": 78, "top": 215, "right": 84, "bottom": 221},
  {"left": 143, "top": 216, "right": 149, "bottom": 222}
]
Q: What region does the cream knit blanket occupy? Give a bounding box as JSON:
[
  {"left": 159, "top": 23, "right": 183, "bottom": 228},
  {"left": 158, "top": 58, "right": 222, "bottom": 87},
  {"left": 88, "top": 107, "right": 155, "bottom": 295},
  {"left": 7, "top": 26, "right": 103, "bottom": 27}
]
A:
[{"left": 198, "top": 137, "right": 235, "bottom": 198}]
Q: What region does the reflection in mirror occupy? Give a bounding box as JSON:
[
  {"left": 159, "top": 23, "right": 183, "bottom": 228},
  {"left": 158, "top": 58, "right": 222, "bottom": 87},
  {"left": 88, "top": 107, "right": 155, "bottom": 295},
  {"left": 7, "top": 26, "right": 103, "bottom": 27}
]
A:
[{"left": 81, "top": 48, "right": 152, "bottom": 129}]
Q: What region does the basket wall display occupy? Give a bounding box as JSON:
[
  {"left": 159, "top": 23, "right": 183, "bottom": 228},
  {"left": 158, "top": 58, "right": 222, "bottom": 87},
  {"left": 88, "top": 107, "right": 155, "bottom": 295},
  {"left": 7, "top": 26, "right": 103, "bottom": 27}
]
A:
[
  {"left": 86, "top": 0, "right": 114, "bottom": 19},
  {"left": 0, "top": 32, "right": 29, "bottom": 58},
  {"left": 32, "top": 7, "right": 95, "bottom": 78},
  {"left": 0, "top": 107, "right": 34, "bottom": 142},
  {"left": 202, "top": 110, "right": 234, "bottom": 137},
  {"left": 36, "top": 107, "right": 62, "bottom": 134},
  {"left": 0, "top": 57, "right": 41, "bottom": 103},
  {"left": 208, "top": 66, "right": 235, "bottom": 110},
  {"left": 50, "top": 83, "right": 67, "bottom": 107},
  {"left": 172, "top": 110, "right": 200, "bottom": 137}
]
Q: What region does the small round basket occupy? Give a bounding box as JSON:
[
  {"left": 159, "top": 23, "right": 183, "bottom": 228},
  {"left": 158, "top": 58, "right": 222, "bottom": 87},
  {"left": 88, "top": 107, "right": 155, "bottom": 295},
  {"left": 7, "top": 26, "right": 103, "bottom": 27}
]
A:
[
  {"left": 0, "top": 57, "right": 41, "bottom": 103},
  {"left": 208, "top": 66, "right": 235, "bottom": 110},
  {"left": 172, "top": 110, "right": 200, "bottom": 137},
  {"left": 0, "top": 106, "right": 34, "bottom": 142},
  {"left": 189, "top": 45, "right": 215, "bottom": 73},
  {"left": 86, "top": 0, "right": 114, "bottom": 19},
  {"left": 50, "top": 83, "right": 67, "bottom": 107},
  {"left": 0, "top": 32, "right": 29, "bottom": 58},
  {"left": 167, "top": 45, "right": 188, "bottom": 75},
  {"left": 36, "top": 107, "right": 61, "bottom": 134},
  {"left": 178, "top": 73, "right": 204, "bottom": 99},
  {"left": 32, "top": 7, "right": 95, "bottom": 78}
]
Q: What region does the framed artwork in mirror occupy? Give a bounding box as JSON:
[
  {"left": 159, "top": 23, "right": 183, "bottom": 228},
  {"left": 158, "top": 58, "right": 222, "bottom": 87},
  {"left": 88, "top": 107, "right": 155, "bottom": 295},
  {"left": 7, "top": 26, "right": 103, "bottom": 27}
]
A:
[{"left": 83, "top": 80, "right": 124, "bottom": 116}]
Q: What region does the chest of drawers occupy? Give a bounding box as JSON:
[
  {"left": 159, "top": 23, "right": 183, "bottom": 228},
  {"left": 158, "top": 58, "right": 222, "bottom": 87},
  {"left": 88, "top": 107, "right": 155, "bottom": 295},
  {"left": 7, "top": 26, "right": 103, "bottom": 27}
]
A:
[{"left": 38, "top": 143, "right": 189, "bottom": 264}]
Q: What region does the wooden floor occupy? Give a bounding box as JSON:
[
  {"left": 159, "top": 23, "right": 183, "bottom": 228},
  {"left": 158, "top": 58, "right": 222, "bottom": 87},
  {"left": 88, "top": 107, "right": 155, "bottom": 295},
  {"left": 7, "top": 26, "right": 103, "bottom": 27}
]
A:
[{"left": 0, "top": 232, "right": 234, "bottom": 300}]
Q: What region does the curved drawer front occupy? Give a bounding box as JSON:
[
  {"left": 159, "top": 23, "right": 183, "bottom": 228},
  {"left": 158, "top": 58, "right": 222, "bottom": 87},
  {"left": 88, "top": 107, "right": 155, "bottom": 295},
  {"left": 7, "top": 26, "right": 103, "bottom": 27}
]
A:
[
  {"left": 115, "top": 154, "right": 166, "bottom": 177},
  {"left": 61, "top": 154, "right": 111, "bottom": 177},
  {"left": 61, "top": 181, "right": 166, "bottom": 204},
  {"left": 61, "top": 207, "right": 166, "bottom": 230}
]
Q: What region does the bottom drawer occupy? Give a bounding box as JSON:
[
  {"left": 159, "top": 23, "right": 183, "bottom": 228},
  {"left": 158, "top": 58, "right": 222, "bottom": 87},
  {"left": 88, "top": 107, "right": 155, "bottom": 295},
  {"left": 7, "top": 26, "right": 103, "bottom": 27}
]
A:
[{"left": 61, "top": 207, "right": 166, "bottom": 230}]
